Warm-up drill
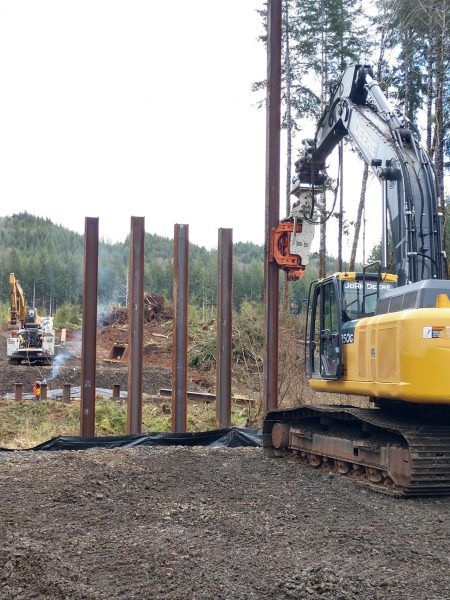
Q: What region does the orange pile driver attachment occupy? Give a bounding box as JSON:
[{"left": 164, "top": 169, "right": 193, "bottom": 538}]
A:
[{"left": 270, "top": 221, "right": 306, "bottom": 281}]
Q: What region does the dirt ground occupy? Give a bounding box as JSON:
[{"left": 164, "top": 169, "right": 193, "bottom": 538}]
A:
[
  {"left": 0, "top": 362, "right": 173, "bottom": 397},
  {"left": 0, "top": 322, "right": 210, "bottom": 398},
  {"left": 0, "top": 446, "right": 448, "bottom": 600}
]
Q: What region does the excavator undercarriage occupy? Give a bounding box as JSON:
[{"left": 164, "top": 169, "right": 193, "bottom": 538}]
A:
[{"left": 264, "top": 405, "right": 450, "bottom": 497}]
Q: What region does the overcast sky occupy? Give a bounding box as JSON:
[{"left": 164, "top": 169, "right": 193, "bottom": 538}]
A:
[{"left": 0, "top": 0, "right": 384, "bottom": 261}]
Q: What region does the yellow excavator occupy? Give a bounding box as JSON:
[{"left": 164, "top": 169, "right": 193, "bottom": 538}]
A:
[
  {"left": 264, "top": 65, "right": 450, "bottom": 497},
  {"left": 9, "top": 273, "right": 40, "bottom": 328},
  {"left": 7, "top": 273, "right": 55, "bottom": 364}
]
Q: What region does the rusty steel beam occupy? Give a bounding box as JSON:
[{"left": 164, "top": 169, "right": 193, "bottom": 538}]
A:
[
  {"left": 112, "top": 384, "right": 121, "bottom": 399},
  {"left": 263, "top": 0, "right": 282, "bottom": 415},
  {"left": 127, "top": 216, "right": 145, "bottom": 435},
  {"left": 80, "top": 217, "right": 99, "bottom": 437},
  {"left": 216, "top": 228, "right": 233, "bottom": 428},
  {"left": 63, "top": 384, "right": 71, "bottom": 404},
  {"left": 172, "top": 224, "right": 189, "bottom": 433},
  {"left": 40, "top": 383, "right": 48, "bottom": 400},
  {"left": 14, "top": 383, "right": 22, "bottom": 402}
]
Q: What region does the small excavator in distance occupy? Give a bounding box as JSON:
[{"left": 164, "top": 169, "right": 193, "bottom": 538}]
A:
[
  {"left": 7, "top": 273, "right": 55, "bottom": 364},
  {"left": 265, "top": 64, "right": 450, "bottom": 497}
]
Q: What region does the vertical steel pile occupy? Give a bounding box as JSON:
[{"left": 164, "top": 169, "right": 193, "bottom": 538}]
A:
[
  {"left": 80, "top": 217, "right": 99, "bottom": 437},
  {"left": 63, "top": 384, "right": 71, "bottom": 404},
  {"left": 263, "top": 0, "right": 282, "bottom": 414},
  {"left": 172, "top": 224, "right": 189, "bottom": 433},
  {"left": 216, "top": 228, "right": 233, "bottom": 428},
  {"left": 127, "top": 216, "right": 145, "bottom": 434},
  {"left": 40, "top": 383, "right": 48, "bottom": 400},
  {"left": 14, "top": 383, "right": 22, "bottom": 401},
  {"left": 112, "top": 384, "right": 121, "bottom": 400}
]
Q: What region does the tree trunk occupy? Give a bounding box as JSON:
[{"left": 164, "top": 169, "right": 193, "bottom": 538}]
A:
[
  {"left": 426, "top": 13, "right": 435, "bottom": 157},
  {"left": 318, "top": 0, "right": 327, "bottom": 279},
  {"left": 319, "top": 193, "right": 327, "bottom": 279},
  {"left": 433, "top": 8, "right": 447, "bottom": 254},
  {"left": 434, "top": 38, "right": 444, "bottom": 201},
  {"left": 403, "top": 32, "right": 414, "bottom": 122},
  {"left": 376, "top": 27, "right": 385, "bottom": 82},
  {"left": 349, "top": 162, "right": 369, "bottom": 271}
]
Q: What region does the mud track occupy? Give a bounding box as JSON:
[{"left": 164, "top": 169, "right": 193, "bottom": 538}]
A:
[{"left": 0, "top": 447, "right": 448, "bottom": 599}]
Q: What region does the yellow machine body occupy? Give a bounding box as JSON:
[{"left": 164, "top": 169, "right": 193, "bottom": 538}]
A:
[
  {"left": 309, "top": 272, "right": 450, "bottom": 405},
  {"left": 310, "top": 307, "right": 450, "bottom": 404}
]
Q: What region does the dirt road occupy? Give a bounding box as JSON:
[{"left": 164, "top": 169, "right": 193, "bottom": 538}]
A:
[{"left": 0, "top": 447, "right": 448, "bottom": 599}]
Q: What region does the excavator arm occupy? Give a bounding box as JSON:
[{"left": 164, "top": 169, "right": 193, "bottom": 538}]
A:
[
  {"left": 288, "top": 64, "right": 446, "bottom": 286},
  {"left": 9, "top": 273, "right": 27, "bottom": 327}
]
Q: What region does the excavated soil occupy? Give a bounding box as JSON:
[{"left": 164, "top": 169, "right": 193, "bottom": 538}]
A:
[
  {"left": 0, "top": 325, "right": 210, "bottom": 397},
  {"left": 0, "top": 447, "right": 449, "bottom": 599}
]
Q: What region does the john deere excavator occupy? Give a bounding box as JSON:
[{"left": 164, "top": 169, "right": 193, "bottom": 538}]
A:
[
  {"left": 264, "top": 64, "right": 450, "bottom": 497},
  {"left": 7, "top": 273, "right": 55, "bottom": 364}
]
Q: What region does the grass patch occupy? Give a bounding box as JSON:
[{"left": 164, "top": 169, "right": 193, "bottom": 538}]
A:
[{"left": 0, "top": 398, "right": 250, "bottom": 449}]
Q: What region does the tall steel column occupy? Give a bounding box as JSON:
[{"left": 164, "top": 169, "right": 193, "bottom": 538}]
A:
[
  {"left": 80, "top": 217, "right": 99, "bottom": 437},
  {"left": 216, "top": 228, "right": 233, "bottom": 428},
  {"left": 15, "top": 383, "right": 22, "bottom": 402},
  {"left": 263, "top": 0, "right": 282, "bottom": 414},
  {"left": 172, "top": 224, "right": 189, "bottom": 433},
  {"left": 127, "top": 216, "right": 145, "bottom": 435}
]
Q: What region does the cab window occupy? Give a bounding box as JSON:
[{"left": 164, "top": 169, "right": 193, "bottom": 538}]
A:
[{"left": 342, "top": 280, "right": 395, "bottom": 320}]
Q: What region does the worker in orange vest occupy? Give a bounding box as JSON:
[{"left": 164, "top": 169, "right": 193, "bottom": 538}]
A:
[{"left": 32, "top": 381, "right": 41, "bottom": 401}]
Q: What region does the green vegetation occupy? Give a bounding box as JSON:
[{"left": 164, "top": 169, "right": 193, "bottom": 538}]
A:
[
  {"left": 0, "top": 213, "right": 270, "bottom": 312},
  {"left": 0, "top": 213, "right": 351, "bottom": 315},
  {"left": 0, "top": 398, "right": 250, "bottom": 449},
  {"left": 189, "top": 301, "right": 264, "bottom": 375},
  {"left": 0, "top": 302, "right": 10, "bottom": 326},
  {"left": 54, "top": 303, "right": 82, "bottom": 329}
]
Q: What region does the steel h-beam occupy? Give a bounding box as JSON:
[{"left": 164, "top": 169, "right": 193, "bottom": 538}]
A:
[
  {"left": 172, "top": 224, "right": 189, "bottom": 432},
  {"left": 15, "top": 383, "right": 22, "bottom": 402},
  {"left": 216, "top": 228, "right": 233, "bottom": 428},
  {"left": 263, "top": 0, "right": 282, "bottom": 414},
  {"left": 127, "top": 216, "right": 145, "bottom": 435},
  {"left": 80, "top": 217, "right": 99, "bottom": 437},
  {"left": 63, "top": 384, "right": 71, "bottom": 404}
]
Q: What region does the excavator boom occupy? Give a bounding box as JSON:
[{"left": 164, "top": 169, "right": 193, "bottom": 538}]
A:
[
  {"left": 287, "top": 64, "right": 446, "bottom": 285},
  {"left": 9, "top": 273, "right": 26, "bottom": 326}
]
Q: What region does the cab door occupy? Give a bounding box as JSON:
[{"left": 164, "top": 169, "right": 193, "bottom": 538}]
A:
[{"left": 308, "top": 277, "right": 343, "bottom": 380}]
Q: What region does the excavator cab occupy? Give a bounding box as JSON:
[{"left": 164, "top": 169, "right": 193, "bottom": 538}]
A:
[
  {"left": 307, "top": 271, "right": 397, "bottom": 381},
  {"left": 25, "top": 308, "right": 39, "bottom": 326}
]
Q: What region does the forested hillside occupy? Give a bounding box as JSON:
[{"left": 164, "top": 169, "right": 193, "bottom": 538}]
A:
[
  {"left": 2, "top": 211, "right": 448, "bottom": 315},
  {"left": 0, "top": 213, "right": 317, "bottom": 312}
]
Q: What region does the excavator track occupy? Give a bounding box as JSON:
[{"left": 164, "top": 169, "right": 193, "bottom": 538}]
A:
[{"left": 263, "top": 405, "right": 450, "bottom": 497}]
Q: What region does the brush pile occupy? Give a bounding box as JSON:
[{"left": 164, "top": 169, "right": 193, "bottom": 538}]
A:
[{"left": 99, "top": 294, "right": 172, "bottom": 326}]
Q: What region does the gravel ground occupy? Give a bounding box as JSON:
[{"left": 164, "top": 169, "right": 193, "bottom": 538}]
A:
[{"left": 0, "top": 447, "right": 449, "bottom": 599}]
